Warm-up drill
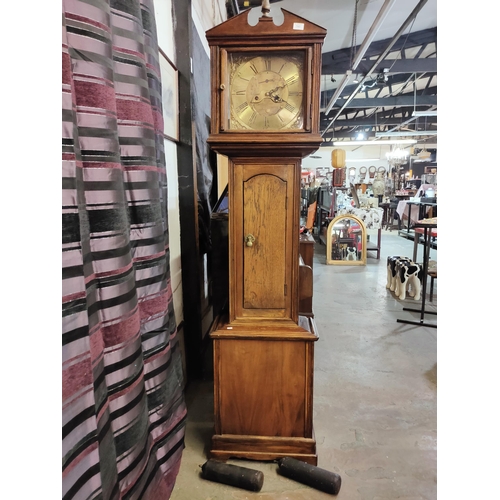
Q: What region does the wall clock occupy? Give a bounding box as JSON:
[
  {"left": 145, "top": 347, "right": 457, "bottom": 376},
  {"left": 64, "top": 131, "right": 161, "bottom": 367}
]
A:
[{"left": 206, "top": 4, "right": 326, "bottom": 466}]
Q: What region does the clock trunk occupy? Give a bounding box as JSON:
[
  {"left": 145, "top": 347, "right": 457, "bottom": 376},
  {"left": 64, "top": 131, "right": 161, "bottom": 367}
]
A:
[{"left": 230, "top": 160, "right": 299, "bottom": 323}]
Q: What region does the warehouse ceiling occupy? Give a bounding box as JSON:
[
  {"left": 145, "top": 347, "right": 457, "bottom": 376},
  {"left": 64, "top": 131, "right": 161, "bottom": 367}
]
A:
[{"left": 231, "top": 0, "right": 437, "bottom": 148}]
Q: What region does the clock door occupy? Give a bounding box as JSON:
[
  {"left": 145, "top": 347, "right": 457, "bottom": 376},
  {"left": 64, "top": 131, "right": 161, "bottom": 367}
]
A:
[{"left": 230, "top": 161, "right": 298, "bottom": 322}]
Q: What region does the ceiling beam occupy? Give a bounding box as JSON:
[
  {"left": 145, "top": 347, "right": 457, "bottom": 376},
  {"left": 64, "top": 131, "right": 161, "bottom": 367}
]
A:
[
  {"left": 321, "top": 81, "right": 436, "bottom": 105},
  {"left": 330, "top": 95, "right": 437, "bottom": 108},
  {"left": 322, "top": 0, "right": 430, "bottom": 136},
  {"left": 320, "top": 123, "right": 438, "bottom": 135},
  {"left": 351, "top": 0, "right": 398, "bottom": 70},
  {"left": 320, "top": 115, "right": 438, "bottom": 128},
  {"left": 323, "top": 58, "right": 437, "bottom": 75},
  {"left": 321, "top": 27, "right": 437, "bottom": 73},
  {"left": 323, "top": 130, "right": 437, "bottom": 139}
]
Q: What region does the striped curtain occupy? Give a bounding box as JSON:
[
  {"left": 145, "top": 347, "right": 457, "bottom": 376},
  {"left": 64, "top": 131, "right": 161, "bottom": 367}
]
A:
[{"left": 62, "top": 1, "right": 186, "bottom": 499}]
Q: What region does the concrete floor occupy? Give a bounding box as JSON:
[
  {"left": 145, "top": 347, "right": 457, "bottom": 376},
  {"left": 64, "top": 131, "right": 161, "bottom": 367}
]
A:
[{"left": 171, "top": 230, "right": 437, "bottom": 500}]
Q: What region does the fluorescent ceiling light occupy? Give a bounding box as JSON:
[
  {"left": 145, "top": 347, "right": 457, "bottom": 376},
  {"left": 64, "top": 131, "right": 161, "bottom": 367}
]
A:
[
  {"left": 412, "top": 111, "right": 438, "bottom": 117},
  {"left": 375, "top": 131, "right": 438, "bottom": 137},
  {"left": 333, "top": 139, "right": 417, "bottom": 146},
  {"left": 346, "top": 158, "right": 380, "bottom": 162}
]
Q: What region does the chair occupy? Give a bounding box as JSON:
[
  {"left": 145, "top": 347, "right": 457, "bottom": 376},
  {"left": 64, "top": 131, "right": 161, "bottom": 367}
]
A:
[
  {"left": 427, "top": 260, "right": 437, "bottom": 303},
  {"left": 305, "top": 201, "right": 317, "bottom": 232}
]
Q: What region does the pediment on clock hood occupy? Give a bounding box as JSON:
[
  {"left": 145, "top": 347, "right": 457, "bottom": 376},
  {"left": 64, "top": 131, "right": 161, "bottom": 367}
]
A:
[{"left": 206, "top": 8, "right": 327, "bottom": 46}]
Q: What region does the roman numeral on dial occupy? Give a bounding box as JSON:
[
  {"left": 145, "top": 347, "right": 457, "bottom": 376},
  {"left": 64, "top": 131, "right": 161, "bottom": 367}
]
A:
[{"left": 236, "top": 102, "right": 249, "bottom": 113}]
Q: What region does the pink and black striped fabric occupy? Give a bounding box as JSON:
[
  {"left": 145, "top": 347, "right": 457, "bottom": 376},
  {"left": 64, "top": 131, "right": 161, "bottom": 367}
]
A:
[{"left": 62, "top": 1, "right": 186, "bottom": 498}]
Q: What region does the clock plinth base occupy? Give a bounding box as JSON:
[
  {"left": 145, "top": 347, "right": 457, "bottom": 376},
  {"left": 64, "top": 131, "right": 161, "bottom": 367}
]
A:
[
  {"left": 210, "top": 314, "right": 318, "bottom": 467},
  {"left": 209, "top": 433, "right": 317, "bottom": 466}
]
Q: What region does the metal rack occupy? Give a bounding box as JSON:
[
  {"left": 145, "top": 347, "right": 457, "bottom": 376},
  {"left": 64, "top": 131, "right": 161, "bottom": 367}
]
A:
[{"left": 397, "top": 221, "right": 437, "bottom": 328}]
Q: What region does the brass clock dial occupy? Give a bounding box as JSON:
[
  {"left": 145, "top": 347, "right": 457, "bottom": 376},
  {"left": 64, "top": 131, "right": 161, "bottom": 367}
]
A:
[{"left": 228, "top": 52, "right": 305, "bottom": 131}]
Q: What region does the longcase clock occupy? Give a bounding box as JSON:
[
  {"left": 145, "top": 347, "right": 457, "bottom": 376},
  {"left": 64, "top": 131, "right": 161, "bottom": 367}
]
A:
[{"left": 206, "top": 4, "right": 326, "bottom": 465}]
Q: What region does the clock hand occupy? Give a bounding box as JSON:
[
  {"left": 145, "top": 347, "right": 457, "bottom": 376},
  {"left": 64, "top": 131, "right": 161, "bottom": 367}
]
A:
[
  {"left": 269, "top": 92, "right": 287, "bottom": 103},
  {"left": 264, "top": 86, "right": 280, "bottom": 96},
  {"left": 270, "top": 94, "right": 297, "bottom": 113},
  {"left": 254, "top": 87, "right": 281, "bottom": 101},
  {"left": 273, "top": 85, "right": 286, "bottom": 93},
  {"left": 268, "top": 85, "right": 287, "bottom": 99},
  {"left": 253, "top": 85, "right": 288, "bottom": 102}
]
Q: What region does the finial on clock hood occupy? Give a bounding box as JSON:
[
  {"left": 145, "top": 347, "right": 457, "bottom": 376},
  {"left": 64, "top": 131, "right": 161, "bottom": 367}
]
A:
[{"left": 261, "top": 0, "right": 271, "bottom": 17}]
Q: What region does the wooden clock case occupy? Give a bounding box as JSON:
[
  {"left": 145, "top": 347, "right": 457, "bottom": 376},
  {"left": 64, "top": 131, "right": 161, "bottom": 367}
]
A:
[{"left": 206, "top": 8, "right": 326, "bottom": 466}]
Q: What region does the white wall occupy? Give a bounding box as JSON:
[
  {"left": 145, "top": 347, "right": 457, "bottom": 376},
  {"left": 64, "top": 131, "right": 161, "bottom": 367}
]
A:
[
  {"left": 153, "top": 0, "right": 182, "bottom": 324},
  {"left": 303, "top": 146, "right": 392, "bottom": 197},
  {"left": 302, "top": 144, "right": 394, "bottom": 179},
  {"left": 163, "top": 138, "right": 183, "bottom": 323},
  {"left": 191, "top": 0, "right": 230, "bottom": 201},
  {"left": 152, "top": 0, "right": 227, "bottom": 328},
  {"left": 192, "top": 0, "right": 227, "bottom": 52},
  {"left": 154, "top": 0, "right": 176, "bottom": 63}
]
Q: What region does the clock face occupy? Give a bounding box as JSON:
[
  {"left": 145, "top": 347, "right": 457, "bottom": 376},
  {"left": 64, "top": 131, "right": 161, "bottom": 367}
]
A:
[{"left": 227, "top": 51, "right": 305, "bottom": 131}]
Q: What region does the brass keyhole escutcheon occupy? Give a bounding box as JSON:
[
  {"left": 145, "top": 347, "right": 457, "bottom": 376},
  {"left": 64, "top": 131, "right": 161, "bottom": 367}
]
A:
[{"left": 245, "top": 234, "right": 256, "bottom": 247}]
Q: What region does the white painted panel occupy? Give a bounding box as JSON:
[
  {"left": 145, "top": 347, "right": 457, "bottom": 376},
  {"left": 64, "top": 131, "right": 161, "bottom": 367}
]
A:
[
  {"left": 159, "top": 53, "right": 179, "bottom": 141},
  {"left": 217, "top": 154, "right": 228, "bottom": 198},
  {"left": 153, "top": 0, "right": 176, "bottom": 64},
  {"left": 164, "top": 137, "right": 183, "bottom": 324}
]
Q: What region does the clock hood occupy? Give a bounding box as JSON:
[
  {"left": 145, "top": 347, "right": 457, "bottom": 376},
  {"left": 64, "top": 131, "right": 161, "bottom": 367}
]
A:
[{"left": 206, "top": 9, "right": 326, "bottom": 47}]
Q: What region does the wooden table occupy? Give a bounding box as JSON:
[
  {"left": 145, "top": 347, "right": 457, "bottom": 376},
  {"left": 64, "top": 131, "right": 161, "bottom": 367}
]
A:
[
  {"left": 379, "top": 202, "right": 391, "bottom": 228},
  {"left": 397, "top": 201, "right": 436, "bottom": 236}
]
